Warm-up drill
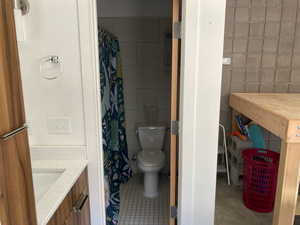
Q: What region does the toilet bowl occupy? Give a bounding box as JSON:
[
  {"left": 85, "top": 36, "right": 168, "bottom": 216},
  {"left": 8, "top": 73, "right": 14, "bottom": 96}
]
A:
[
  {"left": 137, "top": 126, "right": 166, "bottom": 198},
  {"left": 138, "top": 150, "right": 165, "bottom": 198}
]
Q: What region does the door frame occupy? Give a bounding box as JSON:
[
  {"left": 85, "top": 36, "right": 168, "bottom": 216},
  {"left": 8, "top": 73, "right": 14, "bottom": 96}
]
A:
[
  {"left": 76, "top": 0, "right": 227, "bottom": 225},
  {"left": 76, "top": 1, "right": 106, "bottom": 225},
  {"left": 178, "top": 0, "right": 226, "bottom": 225}
]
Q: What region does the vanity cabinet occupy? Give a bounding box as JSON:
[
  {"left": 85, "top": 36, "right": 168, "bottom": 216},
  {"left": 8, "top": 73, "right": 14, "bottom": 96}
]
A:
[{"left": 47, "top": 169, "right": 91, "bottom": 225}]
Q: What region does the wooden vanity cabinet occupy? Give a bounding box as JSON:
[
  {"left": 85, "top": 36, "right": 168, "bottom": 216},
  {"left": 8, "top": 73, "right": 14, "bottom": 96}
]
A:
[{"left": 47, "top": 169, "right": 91, "bottom": 225}]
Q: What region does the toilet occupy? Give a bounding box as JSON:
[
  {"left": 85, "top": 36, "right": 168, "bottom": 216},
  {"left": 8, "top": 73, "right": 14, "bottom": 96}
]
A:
[{"left": 137, "top": 126, "right": 166, "bottom": 198}]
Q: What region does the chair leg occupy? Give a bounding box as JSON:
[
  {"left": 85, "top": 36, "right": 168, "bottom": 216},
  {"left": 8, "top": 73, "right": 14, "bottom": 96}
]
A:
[
  {"left": 224, "top": 145, "right": 231, "bottom": 185},
  {"left": 220, "top": 124, "right": 231, "bottom": 185}
]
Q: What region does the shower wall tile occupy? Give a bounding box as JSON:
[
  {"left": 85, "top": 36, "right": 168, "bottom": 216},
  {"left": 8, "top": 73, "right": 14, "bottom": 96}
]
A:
[
  {"left": 120, "top": 42, "right": 137, "bottom": 66},
  {"left": 100, "top": 17, "right": 172, "bottom": 160},
  {"left": 114, "top": 19, "right": 143, "bottom": 41},
  {"left": 137, "top": 43, "right": 161, "bottom": 67},
  {"left": 221, "top": 0, "right": 300, "bottom": 152},
  {"left": 141, "top": 19, "right": 160, "bottom": 42}
]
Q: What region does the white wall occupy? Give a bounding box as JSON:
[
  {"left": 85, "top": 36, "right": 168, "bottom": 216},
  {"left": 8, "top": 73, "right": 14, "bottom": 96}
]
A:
[
  {"left": 17, "top": 0, "right": 86, "bottom": 148},
  {"left": 98, "top": 0, "right": 171, "bottom": 17},
  {"left": 17, "top": 1, "right": 105, "bottom": 224},
  {"left": 178, "top": 0, "right": 226, "bottom": 224},
  {"left": 99, "top": 17, "right": 172, "bottom": 172}
]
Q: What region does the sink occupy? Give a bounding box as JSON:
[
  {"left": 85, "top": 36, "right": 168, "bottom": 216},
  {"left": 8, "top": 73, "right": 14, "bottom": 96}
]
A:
[{"left": 32, "top": 169, "right": 65, "bottom": 202}]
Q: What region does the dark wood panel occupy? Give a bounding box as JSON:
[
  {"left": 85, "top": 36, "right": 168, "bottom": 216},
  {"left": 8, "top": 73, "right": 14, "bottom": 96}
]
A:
[
  {"left": 76, "top": 196, "right": 91, "bottom": 225},
  {"left": 64, "top": 211, "right": 78, "bottom": 225},
  {"left": 0, "top": 142, "right": 11, "bottom": 225},
  {"left": 47, "top": 169, "right": 90, "bottom": 225},
  {"left": 0, "top": 129, "right": 37, "bottom": 225},
  {"left": 47, "top": 216, "right": 57, "bottom": 225},
  {"left": 0, "top": 0, "right": 26, "bottom": 136},
  {"left": 71, "top": 169, "right": 90, "bottom": 225},
  {"left": 71, "top": 170, "right": 89, "bottom": 205},
  {"left": 56, "top": 194, "right": 73, "bottom": 225}
]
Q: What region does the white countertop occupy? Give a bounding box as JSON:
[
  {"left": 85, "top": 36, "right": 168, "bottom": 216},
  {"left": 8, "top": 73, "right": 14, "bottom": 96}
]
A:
[{"left": 32, "top": 160, "right": 88, "bottom": 225}]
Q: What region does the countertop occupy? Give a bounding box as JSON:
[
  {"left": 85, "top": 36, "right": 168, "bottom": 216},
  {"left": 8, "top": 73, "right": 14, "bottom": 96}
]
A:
[
  {"left": 32, "top": 160, "right": 88, "bottom": 225},
  {"left": 230, "top": 93, "right": 300, "bottom": 143}
]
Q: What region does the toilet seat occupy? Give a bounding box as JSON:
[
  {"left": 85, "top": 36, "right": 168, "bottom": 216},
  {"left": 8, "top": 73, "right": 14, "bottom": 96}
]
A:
[{"left": 137, "top": 150, "right": 165, "bottom": 167}]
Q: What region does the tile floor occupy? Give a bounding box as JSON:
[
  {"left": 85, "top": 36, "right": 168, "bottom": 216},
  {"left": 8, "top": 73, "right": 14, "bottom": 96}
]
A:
[
  {"left": 119, "top": 174, "right": 170, "bottom": 225},
  {"left": 215, "top": 176, "right": 300, "bottom": 225},
  {"left": 119, "top": 174, "right": 300, "bottom": 225}
]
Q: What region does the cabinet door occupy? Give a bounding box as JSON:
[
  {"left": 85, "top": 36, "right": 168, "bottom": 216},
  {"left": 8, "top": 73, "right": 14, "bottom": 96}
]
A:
[
  {"left": 64, "top": 211, "right": 78, "bottom": 225},
  {"left": 64, "top": 203, "right": 91, "bottom": 225},
  {"left": 0, "top": 129, "right": 37, "bottom": 225},
  {"left": 0, "top": 145, "right": 10, "bottom": 225},
  {"left": 0, "top": 0, "right": 26, "bottom": 136},
  {"left": 71, "top": 170, "right": 91, "bottom": 225},
  {"left": 76, "top": 196, "right": 91, "bottom": 225},
  {"left": 0, "top": 1, "right": 37, "bottom": 225}
]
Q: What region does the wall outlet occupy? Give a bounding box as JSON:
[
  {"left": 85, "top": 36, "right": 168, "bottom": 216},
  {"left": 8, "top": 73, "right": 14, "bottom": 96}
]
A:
[
  {"left": 222, "top": 57, "right": 232, "bottom": 65},
  {"left": 47, "top": 117, "right": 72, "bottom": 134}
]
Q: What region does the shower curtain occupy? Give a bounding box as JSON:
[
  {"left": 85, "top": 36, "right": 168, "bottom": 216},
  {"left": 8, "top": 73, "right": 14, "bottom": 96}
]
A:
[{"left": 99, "top": 28, "right": 132, "bottom": 225}]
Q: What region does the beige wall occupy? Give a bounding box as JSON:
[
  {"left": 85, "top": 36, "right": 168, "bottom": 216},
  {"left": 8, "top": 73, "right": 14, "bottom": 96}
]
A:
[
  {"left": 99, "top": 18, "right": 172, "bottom": 166},
  {"left": 221, "top": 0, "right": 300, "bottom": 151}
]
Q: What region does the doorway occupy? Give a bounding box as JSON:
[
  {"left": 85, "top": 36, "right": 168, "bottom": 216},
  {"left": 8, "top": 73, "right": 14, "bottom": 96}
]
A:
[{"left": 96, "top": 0, "right": 180, "bottom": 224}]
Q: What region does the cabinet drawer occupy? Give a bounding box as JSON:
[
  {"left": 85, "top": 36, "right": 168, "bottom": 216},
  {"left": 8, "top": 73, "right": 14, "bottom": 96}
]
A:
[
  {"left": 47, "top": 168, "right": 90, "bottom": 225},
  {"left": 71, "top": 170, "right": 89, "bottom": 206}
]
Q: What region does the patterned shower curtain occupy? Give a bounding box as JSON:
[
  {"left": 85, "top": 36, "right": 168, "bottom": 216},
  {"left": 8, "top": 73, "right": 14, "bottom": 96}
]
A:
[{"left": 99, "top": 28, "right": 132, "bottom": 225}]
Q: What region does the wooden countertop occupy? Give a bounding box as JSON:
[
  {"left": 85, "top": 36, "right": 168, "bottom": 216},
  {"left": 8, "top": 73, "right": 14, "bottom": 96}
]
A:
[{"left": 229, "top": 93, "right": 300, "bottom": 143}]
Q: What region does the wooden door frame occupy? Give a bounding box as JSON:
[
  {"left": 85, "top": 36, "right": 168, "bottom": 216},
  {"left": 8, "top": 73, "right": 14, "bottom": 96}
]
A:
[{"left": 170, "top": 0, "right": 181, "bottom": 224}]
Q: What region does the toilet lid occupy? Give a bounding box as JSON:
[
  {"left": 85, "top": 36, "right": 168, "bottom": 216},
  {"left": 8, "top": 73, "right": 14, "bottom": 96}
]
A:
[{"left": 138, "top": 150, "right": 165, "bottom": 167}]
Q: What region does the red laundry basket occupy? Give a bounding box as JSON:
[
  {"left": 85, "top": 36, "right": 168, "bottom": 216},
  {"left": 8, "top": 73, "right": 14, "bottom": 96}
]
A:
[{"left": 242, "top": 148, "right": 280, "bottom": 213}]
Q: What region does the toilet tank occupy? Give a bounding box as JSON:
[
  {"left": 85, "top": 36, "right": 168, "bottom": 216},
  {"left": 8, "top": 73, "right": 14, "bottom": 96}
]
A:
[{"left": 137, "top": 126, "right": 166, "bottom": 150}]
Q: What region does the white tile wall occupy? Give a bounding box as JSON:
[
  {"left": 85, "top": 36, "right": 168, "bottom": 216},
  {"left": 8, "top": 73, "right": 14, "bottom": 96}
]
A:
[{"left": 99, "top": 18, "right": 172, "bottom": 166}]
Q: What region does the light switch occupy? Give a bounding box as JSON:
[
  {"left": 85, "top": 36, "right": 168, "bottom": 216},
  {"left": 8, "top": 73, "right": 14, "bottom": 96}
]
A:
[{"left": 47, "top": 117, "right": 72, "bottom": 134}]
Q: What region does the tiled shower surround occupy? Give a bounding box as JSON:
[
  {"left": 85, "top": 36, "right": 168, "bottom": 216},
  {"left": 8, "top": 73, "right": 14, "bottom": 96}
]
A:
[
  {"left": 221, "top": 0, "right": 300, "bottom": 151},
  {"left": 99, "top": 18, "right": 172, "bottom": 167}
]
